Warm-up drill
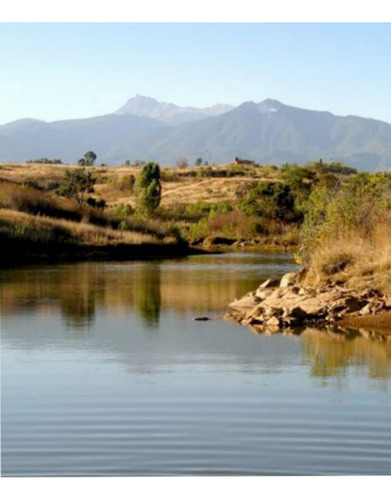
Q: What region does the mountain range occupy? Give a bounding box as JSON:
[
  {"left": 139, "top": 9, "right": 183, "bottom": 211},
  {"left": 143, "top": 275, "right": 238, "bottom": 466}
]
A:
[{"left": 1, "top": 95, "right": 391, "bottom": 170}]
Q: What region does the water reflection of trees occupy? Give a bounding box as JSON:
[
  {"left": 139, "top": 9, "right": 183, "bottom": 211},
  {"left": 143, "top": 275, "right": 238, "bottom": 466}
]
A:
[
  {"left": 3, "top": 261, "right": 390, "bottom": 382},
  {"left": 301, "top": 327, "right": 391, "bottom": 381},
  {"left": 57, "top": 263, "right": 103, "bottom": 328},
  {"left": 249, "top": 324, "right": 391, "bottom": 383},
  {"left": 61, "top": 291, "right": 96, "bottom": 328},
  {"left": 134, "top": 265, "right": 161, "bottom": 328},
  {"left": 0, "top": 260, "right": 259, "bottom": 326}
]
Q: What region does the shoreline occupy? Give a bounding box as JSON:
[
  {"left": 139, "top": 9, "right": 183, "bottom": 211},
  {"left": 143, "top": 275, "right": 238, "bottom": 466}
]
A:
[
  {"left": 0, "top": 242, "right": 292, "bottom": 268},
  {"left": 0, "top": 242, "right": 210, "bottom": 268},
  {"left": 226, "top": 270, "right": 391, "bottom": 335}
]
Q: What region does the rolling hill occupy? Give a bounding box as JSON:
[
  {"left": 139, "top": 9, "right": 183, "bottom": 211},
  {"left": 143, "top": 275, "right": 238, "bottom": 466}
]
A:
[{"left": 1, "top": 97, "right": 391, "bottom": 170}]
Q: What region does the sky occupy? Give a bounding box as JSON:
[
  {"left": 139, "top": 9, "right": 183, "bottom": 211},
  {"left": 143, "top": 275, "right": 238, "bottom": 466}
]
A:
[{"left": 1, "top": 22, "right": 391, "bottom": 124}]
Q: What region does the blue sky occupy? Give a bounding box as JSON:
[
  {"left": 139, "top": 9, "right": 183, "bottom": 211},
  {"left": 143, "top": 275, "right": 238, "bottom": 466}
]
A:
[{"left": 1, "top": 23, "right": 391, "bottom": 124}]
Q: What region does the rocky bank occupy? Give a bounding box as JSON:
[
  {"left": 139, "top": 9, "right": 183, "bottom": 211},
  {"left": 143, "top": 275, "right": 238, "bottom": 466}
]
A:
[{"left": 226, "top": 270, "right": 391, "bottom": 333}]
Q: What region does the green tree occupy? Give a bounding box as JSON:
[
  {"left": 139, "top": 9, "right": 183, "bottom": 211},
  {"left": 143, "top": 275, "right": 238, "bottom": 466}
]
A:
[
  {"left": 135, "top": 162, "right": 162, "bottom": 214},
  {"left": 78, "top": 151, "right": 97, "bottom": 166},
  {"left": 280, "top": 164, "right": 317, "bottom": 215},
  {"left": 195, "top": 157, "right": 203, "bottom": 166},
  {"left": 58, "top": 168, "right": 97, "bottom": 205},
  {"left": 240, "top": 181, "right": 296, "bottom": 221}
]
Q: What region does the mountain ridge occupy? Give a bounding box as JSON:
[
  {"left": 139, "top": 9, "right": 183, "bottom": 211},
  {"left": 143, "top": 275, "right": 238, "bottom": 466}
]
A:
[
  {"left": 115, "top": 94, "right": 234, "bottom": 124},
  {"left": 1, "top": 96, "right": 391, "bottom": 170}
]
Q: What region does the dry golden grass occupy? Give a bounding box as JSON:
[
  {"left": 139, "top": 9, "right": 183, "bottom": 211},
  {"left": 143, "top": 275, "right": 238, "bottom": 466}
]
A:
[
  {"left": 304, "top": 223, "right": 391, "bottom": 293},
  {"left": 0, "top": 180, "right": 79, "bottom": 216},
  {"left": 159, "top": 177, "right": 262, "bottom": 206},
  {"left": 0, "top": 208, "right": 163, "bottom": 246},
  {"left": 0, "top": 162, "right": 278, "bottom": 208},
  {"left": 0, "top": 162, "right": 73, "bottom": 186},
  {"left": 0, "top": 162, "right": 295, "bottom": 250}
]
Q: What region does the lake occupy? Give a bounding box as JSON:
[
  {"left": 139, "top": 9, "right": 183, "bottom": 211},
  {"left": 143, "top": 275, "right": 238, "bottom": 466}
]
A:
[{"left": 1, "top": 252, "right": 391, "bottom": 476}]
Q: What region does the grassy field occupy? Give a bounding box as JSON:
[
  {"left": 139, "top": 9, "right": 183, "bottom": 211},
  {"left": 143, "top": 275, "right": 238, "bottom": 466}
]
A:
[
  {"left": 0, "top": 163, "right": 195, "bottom": 264},
  {"left": 0, "top": 162, "right": 295, "bottom": 255},
  {"left": 0, "top": 162, "right": 278, "bottom": 205}
]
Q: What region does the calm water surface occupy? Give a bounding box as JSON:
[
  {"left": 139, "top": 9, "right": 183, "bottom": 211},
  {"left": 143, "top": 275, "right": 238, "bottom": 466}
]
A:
[{"left": 1, "top": 252, "right": 391, "bottom": 476}]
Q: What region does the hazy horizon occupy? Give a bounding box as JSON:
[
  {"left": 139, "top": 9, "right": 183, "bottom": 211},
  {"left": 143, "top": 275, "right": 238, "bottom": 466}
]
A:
[{"left": 3, "top": 94, "right": 391, "bottom": 127}]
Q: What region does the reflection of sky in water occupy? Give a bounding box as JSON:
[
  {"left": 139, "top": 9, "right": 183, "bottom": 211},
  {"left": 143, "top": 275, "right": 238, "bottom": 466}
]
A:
[{"left": 2, "top": 253, "right": 391, "bottom": 476}]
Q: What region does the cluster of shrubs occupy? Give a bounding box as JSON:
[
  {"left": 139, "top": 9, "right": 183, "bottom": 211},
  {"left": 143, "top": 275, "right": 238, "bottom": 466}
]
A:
[
  {"left": 176, "top": 161, "right": 359, "bottom": 244},
  {"left": 300, "top": 172, "right": 391, "bottom": 265},
  {"left": 26, "top": 158, "right": 63, "bottom": 164},
  {"left": 10, "top": 158, "right": 382, "bottom": 254}
]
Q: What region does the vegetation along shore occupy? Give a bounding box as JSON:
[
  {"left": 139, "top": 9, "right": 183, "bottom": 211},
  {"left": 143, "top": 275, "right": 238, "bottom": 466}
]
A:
[
  {"left": 1, "top": 157, "right": 391, "bottom": 331},
  {"left": 226, "top": 167, "right": 391, "bottom": 332},
  {"left": 0, "top": 157, "right": 358, "bottom": 262}
]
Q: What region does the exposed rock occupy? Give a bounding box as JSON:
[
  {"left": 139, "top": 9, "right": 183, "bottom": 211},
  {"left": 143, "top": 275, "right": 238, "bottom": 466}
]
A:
[
  {"left": 359, "top": 303, "right": 373, "bottom": 316},
  {"left": 280, "top": 272, "right": 298, "bottom": 288},
  {"left": 227, "top": 268, "right": 391, "bottom": 332},
  {"left": 266, "top": 316, "right": 280, "bottom": 326},
  {"left": 258, "top": 278, "right": 280, "bottom": 290},
  {"left": 255, "top": 288, "right": 275, "bottom": 300},
  {"left": 229, "top": 291, "right": 260, "bottom": 311},
  {"left": 245, "top": 303, "right": 266, "bottom": 319}
]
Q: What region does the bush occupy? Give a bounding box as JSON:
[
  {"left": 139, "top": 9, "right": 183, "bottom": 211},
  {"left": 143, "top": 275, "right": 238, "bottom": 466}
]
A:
[
  {"left": 207, "top": 210, "right": 259, "bottom": 239},
  {"left": 306, "top": 160, "right": 357, "bottom": 176},
  {"left": 196, "top": 166, "right": 213, "bottom": 178},
  {"left": 26, "top": 158, "right": 62, "bottom": 164},
  {"left": 57, "top": 168, "right": 96, "bottom": 205},
  {"left": 117, "top": 174, "right": 135, "bottom": 194},
  {"left": 235, "top": 181, "right": 258, "bottom": 200},
  {"left": 112, "top": 203, "right": 134, "bottom": 218},
  {"left": 240, "top": 181, "right": 296, "bottom": 221},
  {"left": 189, "top": 219, "right": 208, "bottom": 240},
  {"left": 86, "top": 197, "right": 106, "bottom": 209},
  {"left": 300, "top": 172, "right": 391, "bottom": 269},
  {"left": 184, "top": 201, "right": 232, "bottom": 218},
  {"left": 280, "top": 164, "right": 317, "bottom": 214}
]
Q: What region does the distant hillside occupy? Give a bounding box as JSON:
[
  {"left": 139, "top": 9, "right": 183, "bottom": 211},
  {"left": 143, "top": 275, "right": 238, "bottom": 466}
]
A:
[
  {"left": 113, "top": 99, "right": 391, "bottom": 170},
  {"left": 0, "top": 114, "right": 167, "bottom": 164},
  {"left": 1, "top": 97, "right": 391, "bottom": 170}
]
